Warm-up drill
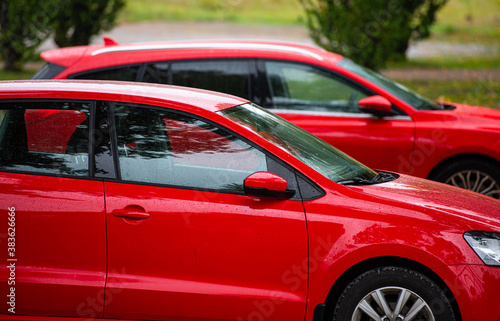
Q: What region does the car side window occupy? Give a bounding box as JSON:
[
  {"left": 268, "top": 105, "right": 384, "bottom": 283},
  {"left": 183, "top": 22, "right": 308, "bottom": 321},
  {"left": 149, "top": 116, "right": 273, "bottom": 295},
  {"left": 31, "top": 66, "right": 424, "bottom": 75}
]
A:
[
  {"left": 113, "top": 104, "right": 267, "bottom": 193},
  {"left": 0, "top": 101, "right": 90, "bottom": 176},
  {"left": 142, "top": 63, "right": 169, "bottom": 84},
  {"left": 169, "top": 60, "right": 251, "bottom": 100},
  {"left": 265, "top": 61, "right": 369, "bottom": 113},
  {"left": 72, "top": 65, "right": 140, "bottom": 81}
]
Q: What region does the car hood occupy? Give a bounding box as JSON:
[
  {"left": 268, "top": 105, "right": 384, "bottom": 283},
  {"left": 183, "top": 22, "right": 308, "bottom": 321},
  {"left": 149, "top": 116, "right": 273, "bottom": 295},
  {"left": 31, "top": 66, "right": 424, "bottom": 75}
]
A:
[
  {"left": 442, "top": 102, "right": 500, "bottom": 125},
  {"left": 349, "top": 174, "right": 500, "bottom": 230}
]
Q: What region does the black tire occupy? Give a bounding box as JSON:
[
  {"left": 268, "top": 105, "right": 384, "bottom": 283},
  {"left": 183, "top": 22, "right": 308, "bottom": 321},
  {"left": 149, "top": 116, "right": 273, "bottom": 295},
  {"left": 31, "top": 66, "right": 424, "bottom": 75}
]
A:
[
  {"left": 430, "top": 159, "right": 500, "bottom": 199},
  {"left": 333, "top": 267, "right": 456, "bottom": 321}
]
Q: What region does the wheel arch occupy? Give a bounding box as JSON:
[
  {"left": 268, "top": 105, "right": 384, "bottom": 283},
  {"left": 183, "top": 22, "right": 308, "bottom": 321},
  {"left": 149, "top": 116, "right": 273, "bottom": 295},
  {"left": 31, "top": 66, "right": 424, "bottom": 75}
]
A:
[
  {"left": 318, "top": 256, "right": 462, "bottom": 321},
  {"left": 427, "top": 153, "right": 500, "bottom": 181}
]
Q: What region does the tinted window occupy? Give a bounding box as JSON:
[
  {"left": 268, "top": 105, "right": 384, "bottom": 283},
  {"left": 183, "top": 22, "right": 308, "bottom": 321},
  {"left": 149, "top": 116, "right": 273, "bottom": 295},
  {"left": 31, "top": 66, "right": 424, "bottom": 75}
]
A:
[
  {"left": 31, "top": 63, "right": 66, "bottom": 79},
  {"left": 72, "top": 65, "right": 140, "bottom": 81},
  {"left": 170, "top": 60, "right": 251, "bottom": 100},
  {"left": 338, "top": 58, "right": 438, "bottom": 110},
  {"left": 265, "top": 61, "right": 369, "bottom": 113},
  {"left": 142, "top": 63, "right": 169, "bottom": 84},
  {"left": 0, "top": 101, "right": 91, "bottom": 176},
  {"left": 113, "top": 104, "right": 266, "bottom": 193}
]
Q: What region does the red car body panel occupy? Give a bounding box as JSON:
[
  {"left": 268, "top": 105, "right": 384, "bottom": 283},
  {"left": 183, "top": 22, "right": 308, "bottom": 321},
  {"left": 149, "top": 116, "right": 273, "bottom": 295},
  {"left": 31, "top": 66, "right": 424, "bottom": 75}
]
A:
[
  {"left": 104, "top": 182, "right": 307, "bottom": 320},
  {"left": 304, "top": 175, "right": 500, "bottom": 321},
  {"left": 0, "top": 173, "right": 106, "bottom": 317},
  {"left": 0, "top": 81, "right": 499, "bottom": 321}
]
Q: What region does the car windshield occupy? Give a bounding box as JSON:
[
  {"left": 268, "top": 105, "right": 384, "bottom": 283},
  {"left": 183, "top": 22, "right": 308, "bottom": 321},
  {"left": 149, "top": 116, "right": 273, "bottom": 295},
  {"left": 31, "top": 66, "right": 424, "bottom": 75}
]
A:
[
  {"left": 338, "top": 58, "right": 440, "bottom": 110},
  {"left": 220, "top": 103, "right": 378, "bottom": 183}
]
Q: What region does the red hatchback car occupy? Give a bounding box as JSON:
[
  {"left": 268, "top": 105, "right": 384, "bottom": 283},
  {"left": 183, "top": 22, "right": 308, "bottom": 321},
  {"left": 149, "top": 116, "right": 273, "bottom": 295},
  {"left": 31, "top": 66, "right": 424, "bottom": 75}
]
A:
[
  {"left": 34, "top": 40, "right": 500, "bottom": 199},
  {"left": 0, "top": 80, "right": 499, "bottom": 321}
]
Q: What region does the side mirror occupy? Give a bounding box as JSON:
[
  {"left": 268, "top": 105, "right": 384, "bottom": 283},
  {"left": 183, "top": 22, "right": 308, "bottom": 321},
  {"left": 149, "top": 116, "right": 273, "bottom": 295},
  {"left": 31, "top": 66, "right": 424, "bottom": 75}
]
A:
[
  {"left": 244, "top": 171, "right": 295, "bottom": 200},
  {"left": 358, "top": 95, "right": 392, "bottom": 116}
]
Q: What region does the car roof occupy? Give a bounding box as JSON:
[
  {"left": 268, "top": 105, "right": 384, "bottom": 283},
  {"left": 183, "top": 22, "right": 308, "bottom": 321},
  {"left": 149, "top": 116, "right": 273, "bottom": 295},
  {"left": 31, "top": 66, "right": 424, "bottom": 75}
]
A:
[
  {"left": 0, "top": 80, "right": 248, "bottom": 113},
  {"left": 40, "top": 39, "right": 344, "bottom": 71}
]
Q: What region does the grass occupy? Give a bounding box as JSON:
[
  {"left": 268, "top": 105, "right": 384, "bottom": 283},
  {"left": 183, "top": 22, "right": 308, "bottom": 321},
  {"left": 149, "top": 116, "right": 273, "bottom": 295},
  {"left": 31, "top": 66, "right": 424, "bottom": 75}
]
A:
[
  {"left": 396, "top": 79, "right": 500, "bottom": 110},
  {"left": 386, "top": 54, "right": 500, "bottom": 70},
  {"left": 432, "top": 0, "right": 500, "bottom": 40},
  {"left": 120, "top": 0, "right": 304, "bottom": 25},
  {"left": 0, "top": 69, "right": 37, "bottom": 81}
]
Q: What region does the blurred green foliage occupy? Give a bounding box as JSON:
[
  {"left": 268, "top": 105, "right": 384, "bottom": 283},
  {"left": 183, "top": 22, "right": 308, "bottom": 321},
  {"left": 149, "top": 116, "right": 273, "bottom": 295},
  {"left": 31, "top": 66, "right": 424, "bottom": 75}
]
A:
[
  {"left": 53, "top": 0, "right": 125, "bottom": 47},
  {"left": 299, "top": 0, "right": 448, "bottom": 70},
  {"left": 0, "top": 0, "right": 58, "bottom": 71},
  {"left": 0, "top": 0, "right": 124, "bottom": 71}
]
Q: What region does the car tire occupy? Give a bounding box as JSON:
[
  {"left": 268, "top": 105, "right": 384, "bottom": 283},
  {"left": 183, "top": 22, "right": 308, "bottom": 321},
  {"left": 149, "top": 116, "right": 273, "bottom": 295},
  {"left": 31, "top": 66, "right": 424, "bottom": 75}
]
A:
[
  {"left": 430, "top": 159, "right": 500, "bottom": 199},
  {"left": 332, "top": 267, "right": 456, "bottom": 321}
]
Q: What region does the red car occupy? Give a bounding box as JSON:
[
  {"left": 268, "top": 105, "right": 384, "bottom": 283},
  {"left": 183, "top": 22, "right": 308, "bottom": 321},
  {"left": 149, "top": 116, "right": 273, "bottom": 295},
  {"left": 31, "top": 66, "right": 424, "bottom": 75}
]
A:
[
  {"left": 0, "top": 80, "right": 499, "bottom": 321},
  {"left": 34, "top": 40, "right": 500, "bottom": 199}
]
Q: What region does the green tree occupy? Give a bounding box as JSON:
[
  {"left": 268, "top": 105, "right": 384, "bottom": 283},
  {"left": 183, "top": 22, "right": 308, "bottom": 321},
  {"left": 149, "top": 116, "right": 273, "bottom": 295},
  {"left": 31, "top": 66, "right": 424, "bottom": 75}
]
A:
[
  {"left": 53, "top": 0, "right": 125, "bottom": 47},
  {"left": 0, "top": 0, "right": 58, "bottom": 71},
  {"left": 300, "top": 0, "right": 448, "bottom": 70}
]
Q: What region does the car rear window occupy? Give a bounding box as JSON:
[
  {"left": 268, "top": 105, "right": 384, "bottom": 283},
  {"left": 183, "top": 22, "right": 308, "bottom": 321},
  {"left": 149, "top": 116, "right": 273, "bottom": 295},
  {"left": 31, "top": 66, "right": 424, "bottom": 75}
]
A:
[{"left": 31, "top": 63, "right": 66, "bottom": 79}]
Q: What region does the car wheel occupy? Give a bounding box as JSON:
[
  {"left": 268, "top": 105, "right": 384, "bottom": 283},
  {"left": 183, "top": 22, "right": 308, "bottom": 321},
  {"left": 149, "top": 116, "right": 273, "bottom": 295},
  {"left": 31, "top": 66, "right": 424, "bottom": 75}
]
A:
[
  {"left": 431, "top": 159, "right": 500, "bottom": 199},
  {"left": 332, "top": 267, "right": 455, "bottom": 321}
]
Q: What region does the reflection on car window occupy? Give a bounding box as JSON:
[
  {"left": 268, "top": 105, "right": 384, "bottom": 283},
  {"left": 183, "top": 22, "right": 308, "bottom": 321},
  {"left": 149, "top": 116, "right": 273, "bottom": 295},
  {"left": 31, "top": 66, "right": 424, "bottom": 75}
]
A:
[
  {"left": 221, "top": 103, "right": 376, "bottom": 183},
  {"left": 113, "top": 104, "right": 266, "bottom": 193},
  {"left": 338, "top": 58, "right": 439, "bottom": 110},
  {"left": 0, "top": 101, "right": 90, "bottom": 176},
  {"left": 142, "top": 63, "right": 169, "bottom": 84},
  {"left": 265, "top": 61, "right": 368, "bottom": 113},
  {"left": 170, "top": 60, "right": 251, "bottom": 100}
]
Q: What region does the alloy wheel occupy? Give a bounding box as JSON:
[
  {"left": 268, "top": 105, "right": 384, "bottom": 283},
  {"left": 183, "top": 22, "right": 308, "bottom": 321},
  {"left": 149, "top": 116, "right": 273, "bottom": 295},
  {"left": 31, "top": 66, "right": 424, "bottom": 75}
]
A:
[
  {"left": 445, "top": 169, "right": 500, "bottom": 198},
  {"left": 352, "top": 286, "right": 435, "bottom": 321}
]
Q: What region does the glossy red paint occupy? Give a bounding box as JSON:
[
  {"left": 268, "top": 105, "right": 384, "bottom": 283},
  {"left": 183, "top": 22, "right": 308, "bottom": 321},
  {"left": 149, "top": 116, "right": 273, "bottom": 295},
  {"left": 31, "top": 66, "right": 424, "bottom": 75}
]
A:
[
  {"left": 0, "top": 173, "right": 106, "bottom": 317},
  {"left": 433, "top": 265, "right": 500, "bottom": 321},
  {"left": 103, "top": 181, "right": 307, "bottom": 320},
  {"left": 303, "top": 175, "right": 500, "bottom": 321},
  {"left": 37, "top": 40, "right": 500, "bottom": 184},
  {"left": 358, "top": 95, "right": 392, "bottom": 113},
  {"left": 0, "top": 80, "right": 246, "bottom": 115},
  {"left": 244, "top": 171, "right": 288, "bottom": 191},
  {"left": 0, "top": 81, "right": 499, "bottom": 321}
]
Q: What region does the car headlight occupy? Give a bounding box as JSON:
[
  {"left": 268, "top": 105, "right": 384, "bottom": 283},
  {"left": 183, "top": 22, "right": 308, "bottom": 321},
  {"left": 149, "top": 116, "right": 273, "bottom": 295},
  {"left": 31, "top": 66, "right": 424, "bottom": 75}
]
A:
[{"left": 464, "top": 231, "right": 500, "bottom": 267}]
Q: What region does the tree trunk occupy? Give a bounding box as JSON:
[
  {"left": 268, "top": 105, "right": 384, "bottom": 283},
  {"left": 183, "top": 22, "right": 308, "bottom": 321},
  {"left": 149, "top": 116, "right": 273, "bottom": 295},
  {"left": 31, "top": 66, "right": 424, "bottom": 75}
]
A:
[
  {"left": 2, "top": 46, "right": 22, "bottom": 72},
  {"left": 0, "top": 1, "right": 22, "bottom": 72}
]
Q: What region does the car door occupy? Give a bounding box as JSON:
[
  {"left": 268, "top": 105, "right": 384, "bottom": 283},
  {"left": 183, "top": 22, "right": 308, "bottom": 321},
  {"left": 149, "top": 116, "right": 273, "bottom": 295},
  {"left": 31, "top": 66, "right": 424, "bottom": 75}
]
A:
[
  {"left": 259, "top": 60, "right": 416, "bottom": 174},
  {"left": 103, "top": 103, "right": 308, "bottom": 321},
  {"left": 0, "top": 100, "right": 107, "bottom": 318}
]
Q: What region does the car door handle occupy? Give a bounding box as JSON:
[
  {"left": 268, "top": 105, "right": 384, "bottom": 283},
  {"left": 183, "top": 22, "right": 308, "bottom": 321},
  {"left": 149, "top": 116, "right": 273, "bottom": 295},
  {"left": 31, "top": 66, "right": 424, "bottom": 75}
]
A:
[{"left": 112, "top": 209, "right": 151, "bottom": 219}]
